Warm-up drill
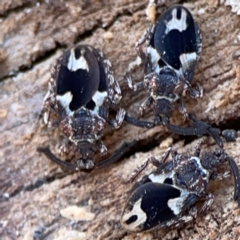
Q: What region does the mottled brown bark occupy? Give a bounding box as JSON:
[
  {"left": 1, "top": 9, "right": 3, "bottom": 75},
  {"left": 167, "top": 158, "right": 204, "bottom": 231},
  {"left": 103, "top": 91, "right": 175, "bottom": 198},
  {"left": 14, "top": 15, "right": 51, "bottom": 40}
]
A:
[{"left": 0, "top": 0, "right": 240, "bottom": 239}]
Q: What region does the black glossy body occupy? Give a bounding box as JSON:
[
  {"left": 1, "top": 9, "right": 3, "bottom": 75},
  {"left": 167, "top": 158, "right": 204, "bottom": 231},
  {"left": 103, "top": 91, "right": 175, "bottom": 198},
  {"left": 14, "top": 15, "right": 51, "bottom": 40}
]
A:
[
  {"left": 121, "top": 142, "right": 240, "bottom": 232},
  {"left": 124, "top": 5, "right": 230, "bottom": 146},
  {"left": 39, "top": 45, "right": 126, "bottom": 170}
]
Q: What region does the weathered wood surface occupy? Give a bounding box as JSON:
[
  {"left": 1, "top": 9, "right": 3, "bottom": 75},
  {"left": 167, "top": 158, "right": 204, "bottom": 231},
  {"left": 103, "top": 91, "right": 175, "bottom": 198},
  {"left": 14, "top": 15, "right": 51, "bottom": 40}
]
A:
[{"left": 0, "top": 0, "right": 240, "bottom": 239}]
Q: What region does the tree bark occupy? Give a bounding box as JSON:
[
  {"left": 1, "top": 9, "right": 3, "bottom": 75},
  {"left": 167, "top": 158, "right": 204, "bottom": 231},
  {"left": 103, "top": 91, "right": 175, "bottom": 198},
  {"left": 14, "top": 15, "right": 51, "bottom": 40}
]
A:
[{"left": 0, "top": 0, "right": 240, "bottom": 239}]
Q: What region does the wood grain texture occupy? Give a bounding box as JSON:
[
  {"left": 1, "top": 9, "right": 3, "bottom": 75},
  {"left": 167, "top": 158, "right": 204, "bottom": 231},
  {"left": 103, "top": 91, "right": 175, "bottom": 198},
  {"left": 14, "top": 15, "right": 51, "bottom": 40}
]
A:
[{"left": 0, "top": 0, "right": 240, "bottom": 239}]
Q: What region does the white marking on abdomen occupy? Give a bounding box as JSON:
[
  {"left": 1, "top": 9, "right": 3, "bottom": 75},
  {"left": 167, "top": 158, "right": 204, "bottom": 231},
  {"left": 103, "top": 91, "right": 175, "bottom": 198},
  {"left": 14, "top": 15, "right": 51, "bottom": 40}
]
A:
[
  {"left": 92, "top": 90, "right": 108, "bottom": 107},
  {"left": 180, "top": 52, "right": 198, "bottom": 67},
  {"left": 149, "top": 172, "right": 173, "bottom": 183},
  {"left": 57, "top": 91, "right": 73, "bottom": 115},
  {"left": 167, "top": 189, "right": 189, "bottom": 215},
  {"left": 147, "top": 46, "right": 161, "bottom": 67},
  {"left": 121, "top": 198, "right": 147, "bottom": 231},
  {"left": 165, "top": 8, "right": 188, "bottom": 34},
  {"left": 67, "top": 49, "right": 89, "bottom": 72}
]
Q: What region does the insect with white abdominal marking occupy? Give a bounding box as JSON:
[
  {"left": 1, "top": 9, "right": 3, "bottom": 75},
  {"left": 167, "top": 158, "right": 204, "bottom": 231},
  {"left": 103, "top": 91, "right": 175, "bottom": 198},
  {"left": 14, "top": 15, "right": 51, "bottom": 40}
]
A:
[
  {"left": 37, "top": 44, "right": 130, "bottom": 170},
  {"left": 121, "top": 140, "right": 240, "bottom": 232},
  {"left": 124, "top": 5, "right": 227, "bottom": 147}
]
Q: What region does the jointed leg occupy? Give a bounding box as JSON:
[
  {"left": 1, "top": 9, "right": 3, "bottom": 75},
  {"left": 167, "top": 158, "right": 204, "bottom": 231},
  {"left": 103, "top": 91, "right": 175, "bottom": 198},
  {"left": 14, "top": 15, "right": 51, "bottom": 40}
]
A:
[
  {"left": 178, "top": 97, "right": 188, "bottom": 120},
  {"left": 135, "top": 24, "right": 156, "bottom": 58},
  {"left": 127, "top": 147, "right": 172, "bottom": 183},
  {"left": 108, "top": 108, "right": 126, "bottom": 129},
  {"left": 96, "top": 140, "right": 108, "bottom": 154},
  {"left": 139, "top": 96, "right": 153, "bottom": 116},
  {"left": 58, "top": 140, "right": 76, "bottom": 157},
  {"left": 193, "top": 139, "right": 205, "bottom": 157},
  {"left": 126, "top": 75, "right": 145, "bottom": 91},
  {"left": 210, "top": 171, "right": 230, "bottom": 180},
  {"left": 189, "top": 83, "right": 203, "bottom": 99},
  {"left": 199, "top": 193, "right": 214, "bottom": 213}
]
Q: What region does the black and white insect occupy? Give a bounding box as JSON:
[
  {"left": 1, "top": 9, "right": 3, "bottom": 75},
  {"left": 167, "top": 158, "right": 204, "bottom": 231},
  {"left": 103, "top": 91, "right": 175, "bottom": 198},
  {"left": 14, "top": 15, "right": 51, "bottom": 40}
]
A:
[
  {"left": 37, "top": 44, "right": 127, "bottom": 170},
  {"left": 124, "top": 5, "right": 227, "bottom": 146},
  {"left": 128, "top": 5, "right": 202, "bottom": 120},
  {"left": 121, "top": 140, "right": 240, "bottom": 232}
]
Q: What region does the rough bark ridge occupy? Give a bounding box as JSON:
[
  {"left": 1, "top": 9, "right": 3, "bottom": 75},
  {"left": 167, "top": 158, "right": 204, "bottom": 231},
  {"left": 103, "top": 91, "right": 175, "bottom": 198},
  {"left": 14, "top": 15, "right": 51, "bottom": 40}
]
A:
[{"left": 0, "top": 0, "right": 240, "bottom": 239}]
